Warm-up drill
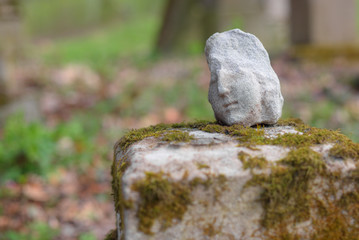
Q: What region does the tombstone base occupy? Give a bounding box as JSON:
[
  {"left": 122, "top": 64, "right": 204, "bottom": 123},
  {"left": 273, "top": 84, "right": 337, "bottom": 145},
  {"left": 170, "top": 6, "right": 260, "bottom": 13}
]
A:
[{"left": 111, "top": 120, "right": 359, "bottom": 240}]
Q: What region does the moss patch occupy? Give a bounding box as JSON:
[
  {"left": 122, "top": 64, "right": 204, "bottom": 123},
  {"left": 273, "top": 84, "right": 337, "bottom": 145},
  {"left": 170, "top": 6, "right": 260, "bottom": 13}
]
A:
[
  {"left": 196, "top": 162, "right": 210, "bottom": 169},
  {"left": 112, "top": 118, "right": 359, "bottom": 238},
  {"left": 238, "top": 151, "right": 268, "bottom": 170},
  {"left": 248, "top": 148, "right": 359, "bottom": 239},
  {"left": 161, "top": 130, "right": 194, "bottom": 143},
  {"left": 132, "top": 172, "right": 192, "bottom": 235},
  {"left": 111, "top": 157, "right": 130, "bottom": 213},
  {"left": 202, "top": 220, "right": 222, "bottom": 237},
  {"left": 200, "top": 123, "right": 266, "bottom": 147},
  {"left": 115, "top": 118, "right": 358, "bottom": 153},
  {"left": 248, "top": 147, "right": 326, "bottom": 228},
  {"left": 111, "top": 156, "right": 130, "bottom": 240},
  {"left": 116, "top": 120, "right": 214, "bottom": 152},
  {"left": 329, "top": 140, "right": 359, "bottom": 159},
  {"left": 104, "top": 229, "right": 117, "bottom": 240},
  {"left": 131, "top": 172, "right": 227, "bottom": 235},
  {"left": 307, "top": 176, "right": 359, "bottom": 240},
  {"left": 276, "top": 118, "right": 305, "bottom": 127}
]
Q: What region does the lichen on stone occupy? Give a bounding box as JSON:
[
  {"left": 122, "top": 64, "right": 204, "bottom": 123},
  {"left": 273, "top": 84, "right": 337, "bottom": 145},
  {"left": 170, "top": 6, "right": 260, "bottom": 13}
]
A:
[
  {"left": 247, "top": 146, "right": 359, "bottom": 239},
  {"left": 130, "top": 172, "right": 227, "bottom": 235},
  {"left": 196, "top": 162, "right": 210, "bottom": 169},
  {"left": 111, "top": 156, "right": 129, "bottom": 240},
  {"left": 202, "top": 219, "right": 222, "bottom": 237},
  {"left": 132, "top": 172, "right": 192, "bottom": 235},
  {"left": 238, "top": 151, "right": 268, "bottom": 170},
  {"left": 248, "top": 147, "right": 326, "bottom": 228},
  {"left": 111, "top": 156, "right": 130, "bottom": 213}
]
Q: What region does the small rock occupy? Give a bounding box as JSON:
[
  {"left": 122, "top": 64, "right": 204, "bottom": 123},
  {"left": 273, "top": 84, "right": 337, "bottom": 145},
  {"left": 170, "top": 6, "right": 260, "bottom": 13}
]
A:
[{"left": 206, "top": 29, "right": 284, "bottom": 126}]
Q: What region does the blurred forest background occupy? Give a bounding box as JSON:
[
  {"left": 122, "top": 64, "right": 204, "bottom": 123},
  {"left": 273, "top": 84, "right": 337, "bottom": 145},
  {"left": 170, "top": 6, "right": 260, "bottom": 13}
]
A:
[{"left": 1, "top": 0, "right": 359, "bottom": 239}]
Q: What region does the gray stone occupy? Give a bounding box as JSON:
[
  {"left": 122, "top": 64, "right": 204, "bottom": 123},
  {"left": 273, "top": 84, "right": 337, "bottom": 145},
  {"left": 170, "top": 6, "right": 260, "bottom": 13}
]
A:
[
  {"left": 290, "top": 0, "right": 356, "bottom": 45},
  {"left": 206, "top": 29, "right": 284, "bottom": 126},
  {"left": 112, "top": 125, "right": 358, "bottom": 239}
]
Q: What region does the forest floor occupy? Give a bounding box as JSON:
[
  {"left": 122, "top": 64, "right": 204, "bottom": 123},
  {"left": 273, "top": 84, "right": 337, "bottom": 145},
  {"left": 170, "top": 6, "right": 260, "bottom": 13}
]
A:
[{"left": 1, "top": 53, "right": 359, "bottom": 239}]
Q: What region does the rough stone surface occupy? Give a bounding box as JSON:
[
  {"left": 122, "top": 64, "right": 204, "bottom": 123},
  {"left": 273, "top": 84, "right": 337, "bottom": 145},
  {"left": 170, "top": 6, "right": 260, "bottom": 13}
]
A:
[
  {"left": 113, "top": 126, "right": 356, "bottom": 240},
  {"left": 206, "top": 29, "right": 284, "bottom": 126}
]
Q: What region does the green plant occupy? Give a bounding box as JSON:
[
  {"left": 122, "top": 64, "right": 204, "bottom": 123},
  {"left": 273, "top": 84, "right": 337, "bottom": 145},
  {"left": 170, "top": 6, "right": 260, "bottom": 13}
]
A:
[
  {"left": 184, "top": 79, "right": 213, "bottom": 120},
  {"left": 52, "top": 116, "right": 99, "bottom": 168},
  {"left": 0, "top": 113, "right": 99, "bottom": 182},
  {"left": 0, "top": 114, "right": 55, "bottom": 182},
  {"left": 79, "top": 232, "right": 97, "bottom": 240},
  {"left": 2, "top": 222, "right": 59, "bottom": 240}
]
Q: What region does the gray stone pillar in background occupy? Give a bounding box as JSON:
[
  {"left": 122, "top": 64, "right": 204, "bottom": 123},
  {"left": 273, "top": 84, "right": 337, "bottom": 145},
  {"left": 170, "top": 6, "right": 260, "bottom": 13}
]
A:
[
  {"left": 290, "top": 0, "right": 310, "bottom": 44},
  {"left": 290, "top": 0, "right": 357, "bottom": 45},
  {"left": 219, "top": 0, "right": 290, "bottom": 53}
]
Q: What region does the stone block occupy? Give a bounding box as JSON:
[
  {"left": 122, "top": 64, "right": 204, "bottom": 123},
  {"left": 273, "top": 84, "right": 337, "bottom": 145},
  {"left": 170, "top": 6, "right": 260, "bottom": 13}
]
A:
[
  {"left": 110, "top": 120, "right": 359, "bottom": 240},
  {"left": 290, "top": 0, "right": 357, "bottom": 45}
]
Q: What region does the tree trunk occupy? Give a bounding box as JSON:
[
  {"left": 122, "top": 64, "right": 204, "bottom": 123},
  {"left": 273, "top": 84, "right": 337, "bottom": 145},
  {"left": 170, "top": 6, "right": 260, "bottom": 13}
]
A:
[
  {"left": 0, "top": 0, "right": 22, "bottom": 101},
  {"left": 156, "top": 0, "right": 219, "bottom": 54},
  {"left": 201, "top": 0, "right": 219, "bottom": 43}
]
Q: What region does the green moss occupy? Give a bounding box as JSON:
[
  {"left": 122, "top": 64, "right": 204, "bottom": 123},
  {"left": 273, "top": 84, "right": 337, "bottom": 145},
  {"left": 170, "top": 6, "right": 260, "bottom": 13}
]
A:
[
  {"left": 308, "top": 185, "right": 359, "bottom": 240},
  {"left": 329, "top": 140, "right": 359, "bottom": 159},
  {"left": 276, "top": 118, "right": 305, "bottom": 127},
  {"left": 190, "top": 174, "right": 227, "bottom": 189},
  {"left": 104, "top": 229, "right": 117, "bottom": 240},
  {"left": 262, "top": 224, "right": 301, "bottom": 240},
  {"left": 110, "top": 155, "right": 131, "bottom": 240},
  {"left": 267, "top": 127, "right": 347, "bottom": 148},
  {"left": 116, "top": 120, "right": 215, "bottom": 152},
  {"left": 115, "top": 118, "right": 357, "bottom": 154},
  {"left": 112, "top": 118, "right": 359, "bottom": 238},
  {"left": 238, "top": 151, "right": 268, "bottom": 170},
  {"left": 111, "top": 157, "right": 130, "bottom": 213},
  {"left": 200, "top": 123, "right": 266, "bottom": 147},
  {"left": 196, "top": 162, "right": 210, "bottom": 169},
  {"left": 161, "top": 130, "right": 194, "bottom": 143},
  {"left": 190, "top": 174, "right": 227, "bottom": 203},
  {"left": 190, "top": 176, "right": 213, "bottom": 189},
  {"left": 132, "top": 172, "right": 192, "bottom": 235},
  {"left": 130, "top": 172, "right": 228, "bottom": 235},
  {"left": 248, "top": 144, "right": 359, "bottom": 239},
  {"left": 202, "top": 221, "right": 222, "bottom": 237},
  {"left": 248, "top": 147, "right": 325, "bottom": 228}
]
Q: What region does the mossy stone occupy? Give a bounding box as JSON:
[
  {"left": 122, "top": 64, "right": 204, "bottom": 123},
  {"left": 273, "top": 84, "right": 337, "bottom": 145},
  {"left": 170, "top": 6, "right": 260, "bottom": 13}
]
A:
[{"left": 111, "top": 118, "right": 359, "bottom": 239}]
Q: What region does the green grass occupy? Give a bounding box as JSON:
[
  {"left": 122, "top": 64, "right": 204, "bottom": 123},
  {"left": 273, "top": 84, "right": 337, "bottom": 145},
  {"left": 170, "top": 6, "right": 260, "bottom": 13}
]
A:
[
  {"left": 40, "top": 17, "right": 160, "bottom": 73},
  {"left": 2, "top": 221, "right": 59, "bottom": 240},
  {"left": 24, "top": 0, "right": 166, "bottom": 73},
  {"left": 23, "top": 0, "right": 121, "bottom": 36},
  {"left": 0, "top": 113, "right": 100, "bottom": 182}
]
